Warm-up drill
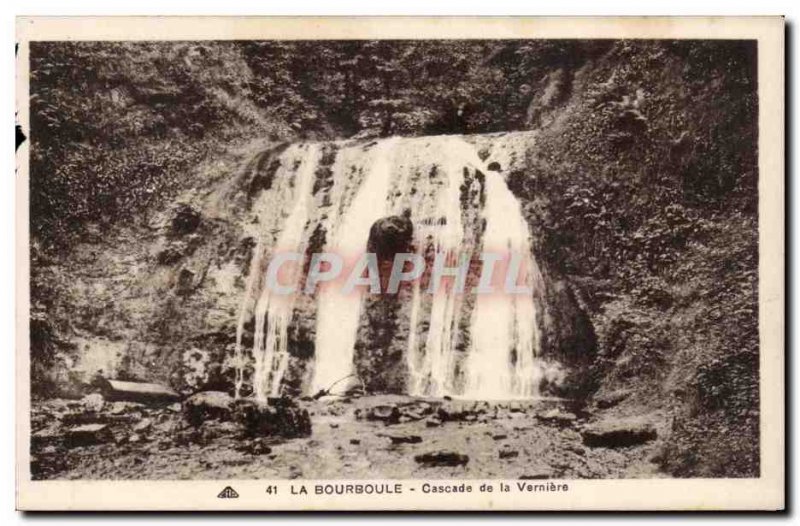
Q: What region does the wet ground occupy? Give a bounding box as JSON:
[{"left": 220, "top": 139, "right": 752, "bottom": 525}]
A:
[{"left": 30, "top": 395, "right": 665, "bottom": 480}]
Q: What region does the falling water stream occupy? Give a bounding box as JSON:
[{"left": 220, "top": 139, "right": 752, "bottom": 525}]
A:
[
  {"left": 406, "top": 137, "right": 467, "bottom": 397},
  {"left": 461, "top": 146, "right": 545, "bottom": 399},
  {"left": 247, "top": 144, "right": 321, "bottom": 401},
  {"left": 310, "top": 139, "right": 399, "bottom": 393}
]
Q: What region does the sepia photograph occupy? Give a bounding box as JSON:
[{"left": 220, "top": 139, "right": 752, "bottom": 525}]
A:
[{"left": 15, "top": 16, "right": 784, "bottom": 511}]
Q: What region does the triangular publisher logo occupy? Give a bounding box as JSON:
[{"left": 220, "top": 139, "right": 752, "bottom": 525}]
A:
[{"left": 218, "top": 486, "right": 239, "bottom": 499}]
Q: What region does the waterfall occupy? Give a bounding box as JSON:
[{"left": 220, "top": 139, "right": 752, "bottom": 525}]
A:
[
  {"left": 310, "top": 138, "right": 399, "bottom": 394},
  {"left": 461, "top": 146, "right": 545, "bottom": 399},
  {"left": 246, "top": 143, "right": 321, "bottom": 401},
  {"left": 235, "top": 133, "right": 550, "bottom": 401},
  {"left": 406, "top": 137, "right": 467, "bottom": 396},
  {"left": 404, "top": 136, "right": 546, "bottom": 400}
]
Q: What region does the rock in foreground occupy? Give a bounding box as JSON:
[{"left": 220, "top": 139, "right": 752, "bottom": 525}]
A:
[
  {"left": 182, "top": 391, "right": 234, "bottom": 426},
  {"left": 414, "top": 451, "right": 469, "bottom": 467},
  {"left": 581, "top": 418, "right": 657, "bottom": 448},
  {"left": 234, "top": 397, "right": 311, "bottom": 438},
  {"left": 64, "top": 423, "right": 113, "bottom": 448},
  {"left": 92, "top": 378, "right": 180, "bottom": 405},
  {"left": 536, "top": 408, "right": 578, "bottom": 427}
]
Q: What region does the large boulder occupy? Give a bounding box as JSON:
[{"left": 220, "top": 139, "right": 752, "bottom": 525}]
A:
[
  {"left": 64, "top": 423, "right": 113, "bottom": 448},
  {"left": 581, "top": 417, "right": 657, "bottom": 448},
  {"left": 367, "top": 214, "right": 414, "bottom": 260},
  {"left": 182, "top": 391, "right": 234, "bottom": 427},
  {"left": 93, "top": 377, "right": 181, "bottom": 405},
  {"left": 354, "top": 213, "right": 416, "bottom": 393},
  {"left": 170, "top": 203, "right": 202, "bottom": 237},
  {"left": 233, "top": 397, "right": 311, "bottom": 438}
]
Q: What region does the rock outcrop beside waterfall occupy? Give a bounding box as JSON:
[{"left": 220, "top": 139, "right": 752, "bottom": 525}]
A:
[{"left": 354, "top": 214, "right": 415, "bottom": 393}]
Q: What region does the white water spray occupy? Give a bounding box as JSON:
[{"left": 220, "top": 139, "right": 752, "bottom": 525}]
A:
[
  {"left": 310, "top": 139, "right": 400, "bottom": 393},
  {"left": 250, "top": 144, "right": 321, "bottom": 400},
  {"left": 237, "top": 133, "right": 551, "bottom": 401},
  {"left": 461, "top": 147, "right": 545, "bottom": 399}
]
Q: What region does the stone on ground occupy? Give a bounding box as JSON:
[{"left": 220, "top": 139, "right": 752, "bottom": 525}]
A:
[
  {"left": 581, "top": 418, "right": 657, "bottom": 448},
  {"left": 233, "top": 397, "right": 311, "bottom": 438},
  {"left": 519, "top": 469, "right": 554, "bottom": 479},
  {"left": 414, "top": 451, "right": 469, "bottom": 467},
  {"left": 64, "top": 423, "right": 112, "bottom": 448},
  {"left": 536, "top": 408, "right": 578, "bottom": 427},
  {"left": 182, "top": 391, "right": 234, "bottom": 426}
]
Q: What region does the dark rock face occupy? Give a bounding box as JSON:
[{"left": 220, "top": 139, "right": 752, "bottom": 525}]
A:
[
  {"left": 581, "top": 419, "right": 657, "bottom": 448},
  {"left": 312, "top": 144, "right": 339, "bottom": 202},
  {"left": 233, "top": 398, "right": 311, "bottom": 438},
  {"left": 280, "top": 302, "right": 318, "bottom": 396},
  {"left": 64, "top": 423, "right": 113, "bottom": 448},
  {"left": 170, "top": 204, "right": 202, "bottom": 237},
  {"left": 354, "top": 292, "right": 409, "bottom": 393},
  {"left": 245, "top": 145, "right": 289, "bottom": 203},
  {"left": 354, "top": 214, "right": 416, "bottom": 393},
  {"left": 539, "top": 277, "right": 598, "bottom": 399},
  {"left": 156, "top": 246, "right": 185, "bottom": 265},
  {"left": 366, "top": 214, "right": 414, "bottom": 260},
  {"left": 176, "top": 268, "right": 197, "bottom": 296}
]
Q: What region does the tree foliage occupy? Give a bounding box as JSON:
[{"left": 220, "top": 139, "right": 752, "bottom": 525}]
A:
[
  {"left": 29, "top": 40, "right": 612, "bottom": 250},
  {"left": 509, "top": 40, "right": 759, "bottom": 477}
]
